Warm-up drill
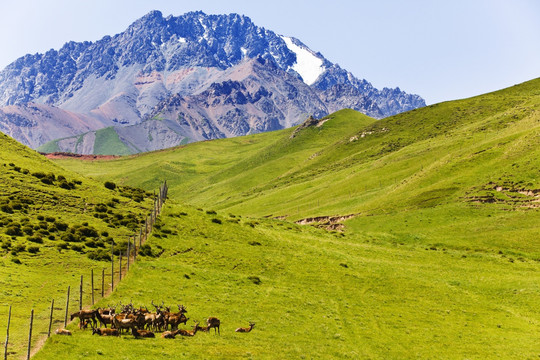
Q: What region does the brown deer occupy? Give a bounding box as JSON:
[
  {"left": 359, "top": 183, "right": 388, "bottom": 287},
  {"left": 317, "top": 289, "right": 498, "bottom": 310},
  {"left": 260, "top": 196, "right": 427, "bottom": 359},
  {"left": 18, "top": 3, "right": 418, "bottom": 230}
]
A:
[
  {"left": 131, "top": 327, "right": 155, "bottom": 338},
  {"left": 207, "top": 317, "right": 221, "bottom": 335},
  {"left": 174, "top": 322, "right": 200, "bottom": 337},
  {"left": 92, "top": 327, "right": 119, "bottom": 336},
  {"left": 54, "top": 328, "right": 72, "bottom": 336},
  {"left": 235, "top": 322, "right": 255, "bottom": 333},
  {"left": 70, "top": 309, "right": 98, "bottom": 329},
  {"left": 161, "top": 330, "right": 176, "bottom": 339}
]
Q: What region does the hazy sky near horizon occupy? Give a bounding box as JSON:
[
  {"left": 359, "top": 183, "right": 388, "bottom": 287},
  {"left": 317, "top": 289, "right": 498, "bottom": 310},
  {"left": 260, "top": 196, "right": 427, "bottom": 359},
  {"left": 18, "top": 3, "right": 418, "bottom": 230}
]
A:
[{"left": 0, "top": 0, "right": 538, "bottom": 105}]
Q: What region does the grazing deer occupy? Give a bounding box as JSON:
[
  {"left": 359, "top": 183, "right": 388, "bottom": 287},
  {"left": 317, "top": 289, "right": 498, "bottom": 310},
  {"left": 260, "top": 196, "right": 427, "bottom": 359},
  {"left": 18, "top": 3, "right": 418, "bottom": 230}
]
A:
[
  {"left": 174, "top": 322, "right": 200, "bottom": 337},
  {"left": 207, "top": 317, "right": 221, "bottom": 335},
  {"left": 70, "top": 309, "right": 98, "bottom": 329},
  {"left": 92, "top": 327, "right": 119, "bottom": 336},
  {"left": 235, "top": 322, "right": 255, "bottom": 333},
  {"left": 54, "top": 328, "right": 72, "bottom": 336},
  {"left": 131, "top": 327, "right": 155, "bottom": 338}
]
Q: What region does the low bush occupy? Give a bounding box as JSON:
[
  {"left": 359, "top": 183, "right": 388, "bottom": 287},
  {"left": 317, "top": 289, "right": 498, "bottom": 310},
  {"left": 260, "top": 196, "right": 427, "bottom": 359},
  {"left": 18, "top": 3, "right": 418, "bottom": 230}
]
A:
[
  {"left": 27, "top": 246, "right": 40, "bottom": 254},
  {"left": 28, "top": 236, "right": 44, "bottom": 244}
]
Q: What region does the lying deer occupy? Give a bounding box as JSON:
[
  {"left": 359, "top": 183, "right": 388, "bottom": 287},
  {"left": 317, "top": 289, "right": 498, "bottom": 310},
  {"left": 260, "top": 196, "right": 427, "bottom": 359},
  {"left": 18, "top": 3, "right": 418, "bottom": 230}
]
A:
[
  {"left": 174, "top": 322, "right": 200, "bottom": 337},
  {"left": 54, "top": 328, "right": 72, "bottom": 336},
  {"left": 131, "top": 327, "right": 155, "bottom": 338},
  {"left": 235, "top": 322, "right": 255, "bottom": 333},
  {"left": 92, "top": 327, "right": 119, "bottom": 336}
]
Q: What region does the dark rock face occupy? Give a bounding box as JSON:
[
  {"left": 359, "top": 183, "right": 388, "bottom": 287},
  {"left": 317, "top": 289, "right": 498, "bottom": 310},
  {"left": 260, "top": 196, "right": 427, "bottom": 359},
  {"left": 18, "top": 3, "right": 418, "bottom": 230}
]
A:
[{"left": 0, "top": 10, "right": 425, "bottom": 153}]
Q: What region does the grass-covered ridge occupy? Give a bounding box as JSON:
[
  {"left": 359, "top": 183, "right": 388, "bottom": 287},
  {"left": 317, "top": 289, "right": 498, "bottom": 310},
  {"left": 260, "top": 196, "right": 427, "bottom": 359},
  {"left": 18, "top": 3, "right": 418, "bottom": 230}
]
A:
[
  {"left": 19, "top": 78, "right": 540, "bottom": 358},
  {"left": 0, "top": 132, "right": 153, "bottom": 357}
]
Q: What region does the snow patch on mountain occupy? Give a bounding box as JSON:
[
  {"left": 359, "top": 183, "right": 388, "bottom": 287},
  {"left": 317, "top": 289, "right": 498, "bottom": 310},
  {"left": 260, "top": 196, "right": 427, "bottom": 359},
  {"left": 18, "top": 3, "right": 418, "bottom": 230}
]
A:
[{"left": 281, "top": 36, "right": 325, "bottom": 85}]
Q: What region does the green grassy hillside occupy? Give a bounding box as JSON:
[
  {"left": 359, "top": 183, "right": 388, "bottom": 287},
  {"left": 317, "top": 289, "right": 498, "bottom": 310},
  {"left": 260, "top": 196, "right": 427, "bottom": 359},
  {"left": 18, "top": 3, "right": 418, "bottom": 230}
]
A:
[
  {"left": 33, "top": 203, "right": 540, "bottom": 359},
  {"left": 0, "top": 133, "right": 152, "bottom": 357},
  {"left": 25, "top": 78, "right": 540, "bottom": 358}
]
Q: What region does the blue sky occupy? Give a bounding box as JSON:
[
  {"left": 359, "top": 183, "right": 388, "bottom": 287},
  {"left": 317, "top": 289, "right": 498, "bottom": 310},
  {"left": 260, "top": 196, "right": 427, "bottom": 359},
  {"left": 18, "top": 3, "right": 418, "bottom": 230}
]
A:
[{"left": 0, "top": 0, "right": 538, "bottom": 104}]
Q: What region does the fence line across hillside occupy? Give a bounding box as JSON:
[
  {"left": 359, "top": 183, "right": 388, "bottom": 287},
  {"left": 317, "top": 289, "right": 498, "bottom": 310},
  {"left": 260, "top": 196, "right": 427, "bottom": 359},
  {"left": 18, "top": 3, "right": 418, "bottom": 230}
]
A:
[{"left": 2, "top": 180, "right": 169, "bottom": 359}]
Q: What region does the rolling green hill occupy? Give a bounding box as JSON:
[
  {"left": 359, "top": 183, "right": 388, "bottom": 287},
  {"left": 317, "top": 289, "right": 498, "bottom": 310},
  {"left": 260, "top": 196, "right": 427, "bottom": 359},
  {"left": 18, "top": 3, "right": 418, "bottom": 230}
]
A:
[
  {"left": 37, "top": 78, "right": 540, "bottom": 358},
  {"left": 0, "top": 133, "right": 153, "bottom": 357},
  {"left": 7, "top": 78, "right": 540, "bottom": 358}
]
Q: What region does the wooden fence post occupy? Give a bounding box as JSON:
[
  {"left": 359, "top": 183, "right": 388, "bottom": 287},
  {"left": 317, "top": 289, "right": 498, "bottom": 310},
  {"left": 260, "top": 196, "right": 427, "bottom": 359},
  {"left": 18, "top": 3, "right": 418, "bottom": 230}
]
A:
[
  {"left": 26, "top": 309, "right": 33, "bottom": 360},
  {"left": 47, "top": 299, "right": 54, "bottom": 338},
  {"left": 91, "top": 269, "right": 94, "bottom": 305},
  {"left": 4, "top": 305, "right": 11, "bottom": 360},
  {"left": 101, "top": 269, "right": 105, "bottom": 297},
  {"left": 79, "top": 275, "right": 83, "bottom": 311},
  {"left": 64, "top": 286, "right": 70, "bottom": 327},
  {"left": 119, "top": 253, "right": 122, "bottom": 281},
  {"left": 133, "top": 237, "right": 137, "bottom": 262},
  {"left": 127, "top": 238, "right": 131, "bottom": 271},
  {"left": 111, "top": 242, "right": 114, "bottom": 291}
]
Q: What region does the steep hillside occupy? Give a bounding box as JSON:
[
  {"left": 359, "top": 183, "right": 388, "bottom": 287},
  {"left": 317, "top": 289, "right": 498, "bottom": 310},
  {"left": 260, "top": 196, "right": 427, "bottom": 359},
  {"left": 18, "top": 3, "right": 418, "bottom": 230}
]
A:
[
  {"left": 0, "top": 133, "right": 153, "bottom": 357},
  {"left": 0, "top": 10, "right": 424, "bottom": 152}
]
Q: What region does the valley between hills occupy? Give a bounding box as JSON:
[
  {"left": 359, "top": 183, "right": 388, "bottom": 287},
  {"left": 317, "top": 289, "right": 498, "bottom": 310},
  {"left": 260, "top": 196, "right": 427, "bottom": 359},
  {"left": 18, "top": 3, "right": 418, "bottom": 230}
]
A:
[{"left": 0, "top": 77, "right": 539, "bottom": 358}]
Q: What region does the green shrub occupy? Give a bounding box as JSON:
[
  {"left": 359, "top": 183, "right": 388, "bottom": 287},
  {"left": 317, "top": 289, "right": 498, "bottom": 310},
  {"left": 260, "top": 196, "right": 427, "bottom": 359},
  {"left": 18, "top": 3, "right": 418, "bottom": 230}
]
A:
[
  {"left": 5, "top": 226, "right": 22, "bottom": 237},
  {"left": 87, "top": 249, "right": 111, "bottom": 262},
  {"left": 22, "top": 226, "right": 34, "bottom": 235},
  {"left": 138, "top": 244, "right": 154, "bottom": 257},
  {"left": 104, "top": 181, "right": 116, "bottom": 190},
  {"left": 71, "top": 244, "right": 84, "bottom": 253},
  {"left": 211, "top": 218, "right": 222, "bottom": 224},
  {"left": 32, "top": 172, "right": 46, "bottom": 179},
  {"left": 11, "top": 257, "right": 21, "bottom": 264},
  {"left": 1, "top": 204, "right": 13, "bottom": 213},
  {"left": 61, "top": 233, "right": 79, "bottom": 242},
  {"left": 95, "top": 204, "right": 108, "bottom": 213},
  {"left": 45, "top": 216, "right": 56, "bottom": 223},
  {"left": 56, "top": 222, "right": 68, "bottom": 231},
  {"left": 57, "top": 242, "right": 69, "bottom": 250},
  {"left": 11, "top": 244, "right": 25, "bottom": 254},
  {"left": 28, "top": 236, "right": 43, "bottom": 244},
  {"left": 37, "top": 215, "right": 44, "bottom": 221},
  {"left": 84, "top": 239, "right": 97, "bottom": 248},
  {"left": 76, "top": 226, "right": 98, "bottom": 238},
  {"left": 27, "top": 246, "right": 40, "bottom": 254}
]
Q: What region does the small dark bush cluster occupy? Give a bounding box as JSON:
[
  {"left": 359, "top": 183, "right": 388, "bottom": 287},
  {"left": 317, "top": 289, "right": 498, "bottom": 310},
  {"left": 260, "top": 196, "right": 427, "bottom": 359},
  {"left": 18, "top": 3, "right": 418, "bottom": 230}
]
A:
[
  {"left": 31, "top": 171, "right": 77, "bottom": 189},
  {"left": 211, "top": 218, "right": 222, "bottom": 224},
  {"left": 87, "top": 249, "right": 111, "bottom": 261},
  {"left": 28, "top": 236, "right": 43, "bottom": 244},
  {"left": 119, "top": 185, "right": 146, "bottom": 202},
  {"left": 104, "top": 181, "right": 117, "bottom": 190},
  {"left": 27, "top": 246, "right": 40, "bottom": 254}
]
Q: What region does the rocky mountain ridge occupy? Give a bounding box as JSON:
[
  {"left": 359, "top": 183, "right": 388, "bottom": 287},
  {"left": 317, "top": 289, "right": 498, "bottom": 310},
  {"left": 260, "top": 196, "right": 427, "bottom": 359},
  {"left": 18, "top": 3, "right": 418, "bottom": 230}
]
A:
[{"left": 0, "top": 10, "right": 425, "bottom": 153}]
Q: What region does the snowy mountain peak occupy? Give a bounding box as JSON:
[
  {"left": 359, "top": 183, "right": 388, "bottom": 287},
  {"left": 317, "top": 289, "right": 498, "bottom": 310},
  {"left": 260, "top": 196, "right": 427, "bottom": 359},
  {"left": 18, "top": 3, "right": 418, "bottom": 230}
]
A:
[
  {"left": 280, "top": 36, "right": 325, "bottom": 86},
  {"left": 0, "top": 10, "right": 426, "bottom": 152}
]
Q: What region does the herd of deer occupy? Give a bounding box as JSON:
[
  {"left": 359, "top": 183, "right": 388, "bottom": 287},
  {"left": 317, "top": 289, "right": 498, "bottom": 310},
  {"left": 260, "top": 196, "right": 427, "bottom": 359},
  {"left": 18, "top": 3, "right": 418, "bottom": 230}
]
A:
[{"left": 55, "top": 301, "right": 255, "bottom": 339}]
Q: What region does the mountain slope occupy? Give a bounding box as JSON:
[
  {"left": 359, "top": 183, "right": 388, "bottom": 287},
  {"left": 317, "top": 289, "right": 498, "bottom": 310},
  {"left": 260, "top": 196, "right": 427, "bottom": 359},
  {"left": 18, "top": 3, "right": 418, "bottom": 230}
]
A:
[
  {"left": 0, "top": 10, "right": 424, "bottom": 151},
  {"left": 35, "top": 78, "right": 540, "bottom": 359},
  {"left": 0, "top": 132, "right": 154, "bottom": 356},
  {"left": 54, "top": 78, "right": 540, "bottom": 256}
]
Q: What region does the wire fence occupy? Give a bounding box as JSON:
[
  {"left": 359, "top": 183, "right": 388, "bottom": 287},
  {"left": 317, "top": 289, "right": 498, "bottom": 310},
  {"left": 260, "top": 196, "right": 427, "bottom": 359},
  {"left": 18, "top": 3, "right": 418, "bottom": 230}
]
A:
[{"left": 2, "top": 181, "right": 168, "bottom": 359}]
